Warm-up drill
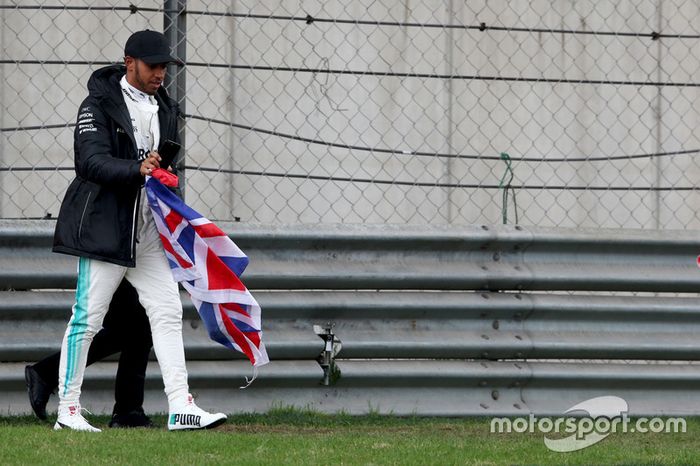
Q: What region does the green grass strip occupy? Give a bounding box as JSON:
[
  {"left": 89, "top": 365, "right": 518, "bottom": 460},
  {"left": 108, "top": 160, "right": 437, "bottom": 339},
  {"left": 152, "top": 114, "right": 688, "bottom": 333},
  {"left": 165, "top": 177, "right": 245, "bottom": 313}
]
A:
[{"left": 1, "top": 409, "right": 699, "bottom": 465}]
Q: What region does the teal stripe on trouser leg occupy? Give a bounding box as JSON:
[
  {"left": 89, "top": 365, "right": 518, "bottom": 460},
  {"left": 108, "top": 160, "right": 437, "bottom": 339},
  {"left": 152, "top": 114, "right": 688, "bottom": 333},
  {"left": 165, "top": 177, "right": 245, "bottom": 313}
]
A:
[{"left": 63, "top": 257, "right": 90, "bottom": 397}]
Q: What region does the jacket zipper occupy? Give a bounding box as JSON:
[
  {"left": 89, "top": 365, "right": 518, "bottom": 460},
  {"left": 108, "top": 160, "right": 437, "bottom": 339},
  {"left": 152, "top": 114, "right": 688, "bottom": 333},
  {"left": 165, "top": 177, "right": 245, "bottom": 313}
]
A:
[
  {"left": 130, "top": 190, "right": 140, "bottom": 260},
  {"left": 121, "top": 107, "right": 139, "bottom": 262},
  {"left": 78, "top": 192, "right": 92, "bottom": 239}
]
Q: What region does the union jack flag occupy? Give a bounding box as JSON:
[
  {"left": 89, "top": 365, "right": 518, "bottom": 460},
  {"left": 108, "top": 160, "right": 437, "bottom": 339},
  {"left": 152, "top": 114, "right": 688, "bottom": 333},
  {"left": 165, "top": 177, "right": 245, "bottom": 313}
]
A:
[{"left": 144, "top": 169, "right": 269, "bottom": 369}]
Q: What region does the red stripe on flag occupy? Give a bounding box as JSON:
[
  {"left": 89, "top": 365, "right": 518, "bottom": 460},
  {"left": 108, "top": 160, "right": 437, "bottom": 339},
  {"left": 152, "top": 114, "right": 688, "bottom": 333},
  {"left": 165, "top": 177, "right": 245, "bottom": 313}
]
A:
[
  {"left": 164, "top": 210, "right": 185, "bottom": 234},
  {"left": 218, "top": 305, "right": 255, "bottom": 362},
  {"left": 243, "top": 330, "right": 261, "bottom": 348},
  {"left": 193, "top": 222, "right": 226, "bottom": 238},
  {"left": 159, "top": 234, "right": 193, "bottom": 269},
  {"left": 205, "top": 250, "right": 246, "bottom": 291},
  {"left": 221, "top": 301, "right": 251, "bottom": 318}
]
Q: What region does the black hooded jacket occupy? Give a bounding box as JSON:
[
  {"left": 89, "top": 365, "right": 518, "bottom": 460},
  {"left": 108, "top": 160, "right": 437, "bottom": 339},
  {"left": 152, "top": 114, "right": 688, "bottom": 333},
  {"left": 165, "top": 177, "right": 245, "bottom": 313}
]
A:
[{"left": 53, "top": 64, "right": 180, "bottom": 267}]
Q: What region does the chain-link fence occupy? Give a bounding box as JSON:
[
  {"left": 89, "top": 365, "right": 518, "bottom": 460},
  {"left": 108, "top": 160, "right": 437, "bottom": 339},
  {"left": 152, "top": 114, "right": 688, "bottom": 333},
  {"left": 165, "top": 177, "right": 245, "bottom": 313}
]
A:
[{"left": 1, "top": 1, "right": 699, "bottom": 228}]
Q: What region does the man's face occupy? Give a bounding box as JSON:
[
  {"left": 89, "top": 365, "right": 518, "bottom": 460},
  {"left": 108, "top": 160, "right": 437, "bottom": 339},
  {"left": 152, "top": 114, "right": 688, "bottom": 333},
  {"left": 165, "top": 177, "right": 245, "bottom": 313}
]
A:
[{"left": 125, "top": 57, "right": 167, "bottom": 95}]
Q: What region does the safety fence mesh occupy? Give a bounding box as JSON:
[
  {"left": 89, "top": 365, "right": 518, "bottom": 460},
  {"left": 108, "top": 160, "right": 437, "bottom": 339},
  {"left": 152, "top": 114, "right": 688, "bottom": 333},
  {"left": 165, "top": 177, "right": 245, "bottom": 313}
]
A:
[{"left": 1, "top": 1, "right": 699, "bottom": 228}]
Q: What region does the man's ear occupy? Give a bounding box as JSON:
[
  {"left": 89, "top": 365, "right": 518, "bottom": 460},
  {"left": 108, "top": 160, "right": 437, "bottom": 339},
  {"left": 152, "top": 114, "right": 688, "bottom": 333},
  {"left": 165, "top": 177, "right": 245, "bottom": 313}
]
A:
[{"left": 124, "top": 56, "right": 135, "bottom": 72}]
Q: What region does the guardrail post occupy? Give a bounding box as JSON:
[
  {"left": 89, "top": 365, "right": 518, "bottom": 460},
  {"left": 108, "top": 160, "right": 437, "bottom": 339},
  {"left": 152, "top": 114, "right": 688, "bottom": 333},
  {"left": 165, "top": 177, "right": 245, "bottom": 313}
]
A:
[{"left": 314, "top": 323, "right": 342, "bottom": 386}]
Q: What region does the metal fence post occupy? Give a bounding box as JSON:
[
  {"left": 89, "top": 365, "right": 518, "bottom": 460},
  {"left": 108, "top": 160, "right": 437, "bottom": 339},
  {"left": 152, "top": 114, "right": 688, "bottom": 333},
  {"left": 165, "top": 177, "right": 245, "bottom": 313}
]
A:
[
  {"left": 0, "top": 6, "right": 5, "bottom": 218},
  {"left": 653, "top": 0, "right": 664, "bottom": 230},
  {"left": 164, "top": 0, "right": 187, "bottom": 197},
  {"left": 444, "top": 0, "right": 455, "bottom": 224}
]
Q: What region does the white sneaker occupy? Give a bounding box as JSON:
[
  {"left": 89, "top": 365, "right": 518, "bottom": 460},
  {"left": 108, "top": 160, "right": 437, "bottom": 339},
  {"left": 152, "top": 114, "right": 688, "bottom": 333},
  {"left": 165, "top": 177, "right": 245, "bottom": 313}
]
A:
[
  {"left": 54, "top": 404, "right": 101, "bottom": 432},
  {"left": 168, "top": 394, "right": 227, "bottom": 431}
]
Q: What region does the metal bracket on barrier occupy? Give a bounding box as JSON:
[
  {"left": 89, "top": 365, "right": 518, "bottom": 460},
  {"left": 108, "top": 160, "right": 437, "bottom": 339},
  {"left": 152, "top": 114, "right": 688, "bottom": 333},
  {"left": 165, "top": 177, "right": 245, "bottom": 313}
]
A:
[{"left": 314, "top": 323, "right": 342, "bottom": 386}]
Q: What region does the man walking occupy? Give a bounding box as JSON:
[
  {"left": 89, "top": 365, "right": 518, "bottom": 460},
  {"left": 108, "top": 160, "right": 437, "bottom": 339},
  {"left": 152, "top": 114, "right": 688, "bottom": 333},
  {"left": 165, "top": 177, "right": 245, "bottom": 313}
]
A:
[
  {"left": 52, "top": 30, "right": 226, "bottom": 432},
  {"left": 25, "top": 280, "right": 153, "bottom": 428}
]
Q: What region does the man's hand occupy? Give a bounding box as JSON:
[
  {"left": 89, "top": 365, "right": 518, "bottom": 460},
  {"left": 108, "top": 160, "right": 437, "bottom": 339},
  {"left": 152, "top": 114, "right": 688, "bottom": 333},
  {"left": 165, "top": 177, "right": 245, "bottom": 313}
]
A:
[{"left": 140, "top": 151, "right": 161, "bottom": 176}]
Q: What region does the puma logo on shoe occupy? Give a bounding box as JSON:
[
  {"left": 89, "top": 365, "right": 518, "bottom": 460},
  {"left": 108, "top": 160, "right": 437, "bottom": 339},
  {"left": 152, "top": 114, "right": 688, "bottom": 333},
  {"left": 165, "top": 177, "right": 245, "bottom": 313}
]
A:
[
  {"left": 170, "top": 414, "right": 202, "bottom": 427},
  {"left": 167, "top": 394, "right": 226, "bottom": 431}
]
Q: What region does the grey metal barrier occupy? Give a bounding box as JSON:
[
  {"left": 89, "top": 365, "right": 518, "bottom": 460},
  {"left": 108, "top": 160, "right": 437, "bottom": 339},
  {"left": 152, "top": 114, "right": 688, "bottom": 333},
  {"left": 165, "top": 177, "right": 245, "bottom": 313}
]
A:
[{"left": 2, "top": 219, "right": 700, "bottom": 416}]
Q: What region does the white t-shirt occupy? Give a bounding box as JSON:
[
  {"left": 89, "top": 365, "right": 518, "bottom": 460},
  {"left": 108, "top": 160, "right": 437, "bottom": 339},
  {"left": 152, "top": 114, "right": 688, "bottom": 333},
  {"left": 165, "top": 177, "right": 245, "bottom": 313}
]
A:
[
  {"left": 120, "top": 75, "right": 161, "bottom": 245},
  {"left": 120, "top": 75, "right": 160, "bottom": 156}
]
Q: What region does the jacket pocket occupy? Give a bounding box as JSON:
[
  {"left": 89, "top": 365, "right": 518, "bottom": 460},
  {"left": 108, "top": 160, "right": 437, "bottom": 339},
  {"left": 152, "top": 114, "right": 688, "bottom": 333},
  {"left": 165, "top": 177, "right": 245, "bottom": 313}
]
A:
[{"left": 77, "top": 191, "right": 92, "bottom": 240}]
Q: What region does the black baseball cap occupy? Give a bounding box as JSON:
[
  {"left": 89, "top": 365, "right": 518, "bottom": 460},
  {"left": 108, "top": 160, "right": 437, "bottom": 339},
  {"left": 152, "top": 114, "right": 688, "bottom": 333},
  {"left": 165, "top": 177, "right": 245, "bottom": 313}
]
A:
[{"left": 124, "top": 30, "right": 179, "bottom": 64}]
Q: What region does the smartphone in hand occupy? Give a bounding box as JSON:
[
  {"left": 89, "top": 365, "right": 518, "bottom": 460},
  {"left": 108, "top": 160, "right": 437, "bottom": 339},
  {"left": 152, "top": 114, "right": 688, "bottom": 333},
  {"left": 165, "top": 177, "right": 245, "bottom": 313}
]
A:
[{"left": 157, "top": 139, "right": 182, "bottom": 170}]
